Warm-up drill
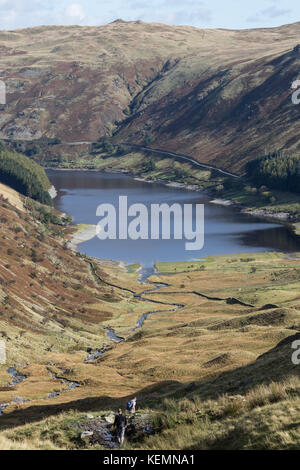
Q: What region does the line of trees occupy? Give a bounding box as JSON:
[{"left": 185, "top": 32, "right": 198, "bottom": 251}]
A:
[
  {"left": 0, "top": 145, "right": 53, "bottom": 205},
  {"left": 246, "top": 152, "right": 300, "bottom": 193}
]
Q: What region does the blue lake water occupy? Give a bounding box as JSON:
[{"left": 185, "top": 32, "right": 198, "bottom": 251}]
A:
[{"left": 47, "top": 169, "right": 300, "bottom": 268}]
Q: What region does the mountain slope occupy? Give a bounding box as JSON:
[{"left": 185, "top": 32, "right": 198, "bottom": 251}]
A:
[
  {"left": 117, "top": 44, "right": 300, "bottom": 172},
  {"left": 0, "top": 21, "right": 300, "bottom": 172},
  {"left": 0, "top": 189, "right": 146, "bottom": 367}
]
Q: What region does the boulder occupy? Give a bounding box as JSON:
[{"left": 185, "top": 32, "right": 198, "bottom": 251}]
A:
[
  {"left": 105, "top": 413, "right": 116, "bottom": 424},
  {"left": 81, "top": 431, "right": 94, "bottom": 439}
]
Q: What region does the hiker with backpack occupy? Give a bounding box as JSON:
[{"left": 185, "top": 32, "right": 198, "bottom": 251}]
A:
[
  {"left": 126, "top": 396, "right": 137, "bottom": 414},
  {"left": 114, "top": 408, "right": 127, "bottom": 445}
]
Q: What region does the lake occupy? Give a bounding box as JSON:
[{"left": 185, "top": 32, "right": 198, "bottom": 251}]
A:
[{"left": 47, "top": 169, "right": 300, "bottom": 269}]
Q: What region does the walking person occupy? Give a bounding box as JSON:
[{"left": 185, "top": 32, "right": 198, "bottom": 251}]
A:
[
  {"left": 126, "top": 397, "right": 137, "bottom": 415},
  {"left": 114, "top": 408, "right": 127, "bottom": 446}
]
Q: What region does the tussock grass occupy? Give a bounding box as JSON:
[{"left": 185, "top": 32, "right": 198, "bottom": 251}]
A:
[
  {"left": 1, "top": 410, "right": 85, "bottom": 450},
  {"left": 0, "top": 436, "right": 60, "bottom": 450},
  {"left": 125, "top": 377, "right": 300, "bottom": 450}
]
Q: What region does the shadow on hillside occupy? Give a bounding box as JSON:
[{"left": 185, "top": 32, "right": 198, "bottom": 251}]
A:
[
  {"left": 187, "top": 332, "right": 300, "bottom": 400},
  {"left": 0, "top": 380, "right": 183, "bottom": 430},
  {"left": 0, "top": 333, "right": 299, "bottom": 430}
]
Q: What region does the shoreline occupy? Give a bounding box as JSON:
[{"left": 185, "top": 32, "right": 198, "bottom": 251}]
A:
[
  {"left": 46, "top": 166, "right": 299, "bottom": 240},
  {"left": 45, "top": 166, "right": 202, "bottom": 191},
  {"left": 210, "top": 198, "right": 299, "bottom": 236},
  {"left": 68, "top": 224, "right": 98, "bottom": 251}
]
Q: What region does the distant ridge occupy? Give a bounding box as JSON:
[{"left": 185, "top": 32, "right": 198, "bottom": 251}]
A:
[{"left": 0, "top": 21, "right": 299, "bottom": 172}]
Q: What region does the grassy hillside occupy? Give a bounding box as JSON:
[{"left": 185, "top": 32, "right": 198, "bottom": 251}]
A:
[
  {"left": 0, "top": 215, "right": 299, "bottom": 449},
  {"left": 0, "top": 21, "right": 300, "bottom": 172},
  {"left": 0, "top": 192, "right": 161, "bottom": 364}
]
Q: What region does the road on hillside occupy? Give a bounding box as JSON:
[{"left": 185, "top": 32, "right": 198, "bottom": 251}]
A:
[
  {"left": 125, "top": 144, "right": 241, "bottom": 179},
  {"left": 63, "top": 141, "right": 241, "bottom": 179}
]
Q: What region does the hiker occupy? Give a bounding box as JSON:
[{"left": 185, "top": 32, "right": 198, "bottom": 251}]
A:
[
  {"left": 114, "top": 408, "right": 127, "bottom": 445},
  {"left": 126, "top": 396, "right": 137, "bottom": 414}
]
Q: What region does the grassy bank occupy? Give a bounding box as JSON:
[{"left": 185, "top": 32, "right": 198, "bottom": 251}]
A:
[{"left": 216, "top": 183, "right": 300, "bottom": 221}]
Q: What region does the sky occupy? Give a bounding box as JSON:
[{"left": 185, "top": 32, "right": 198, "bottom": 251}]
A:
[{"left": 0, "top": 0, "right": 299, "bottom": 31}]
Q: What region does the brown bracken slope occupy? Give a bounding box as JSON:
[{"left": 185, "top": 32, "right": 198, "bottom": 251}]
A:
[{"left": 0, "top": 20, "right": 300, "bottom": 172}]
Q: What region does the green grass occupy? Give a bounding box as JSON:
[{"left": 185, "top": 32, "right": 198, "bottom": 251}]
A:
[
  {"left": 75, "top": 223, "right": 88, "bottom": 231},
  {"left": 52, "top": 151, "right": 214, "bottom": 189},
  {"left": 155, "top": 259, "right": 211, "bottom": 273},
  {"left": 124, "top": 377, "right": 300, "bottom": 450},
  {"left": 218, "top": 185, "right": 300, "bottom": 219},
  {"left": 127, "top": 263, "right": 141, "bottom": 273},
  {"left": 155, "top": 252, "right": 284, "bottom": 274},
  {"left": 2, "top": 377, "right": 298, "bottom": 450},
  {"left": 293, "top": 223, "right": 300, "bottom": 235}
]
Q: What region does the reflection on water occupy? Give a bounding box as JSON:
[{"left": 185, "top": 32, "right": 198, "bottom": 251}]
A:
[
  {"left": 47, "top": 169, "right": 300, "bottom": 267},
  {"left": 242, "top": 226, "right": 300, "bottom": 252}
]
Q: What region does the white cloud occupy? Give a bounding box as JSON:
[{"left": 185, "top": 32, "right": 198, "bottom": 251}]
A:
[{"left": 65, "top": 3, "right": 85, "bottom": 21}]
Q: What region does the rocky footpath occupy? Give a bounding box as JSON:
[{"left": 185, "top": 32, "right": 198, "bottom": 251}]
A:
[{"left": 78, "top": 412, "right": 154, "bottom": 448}]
